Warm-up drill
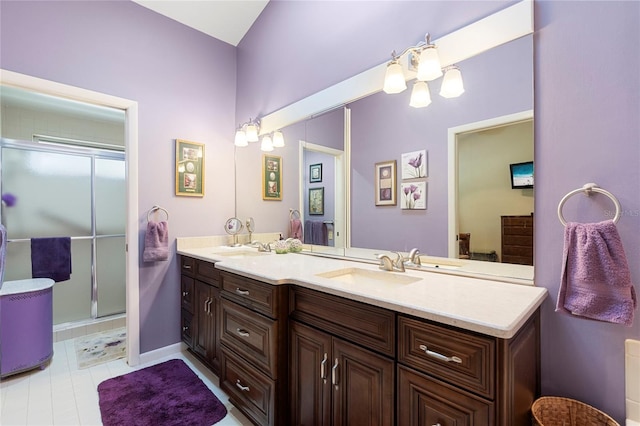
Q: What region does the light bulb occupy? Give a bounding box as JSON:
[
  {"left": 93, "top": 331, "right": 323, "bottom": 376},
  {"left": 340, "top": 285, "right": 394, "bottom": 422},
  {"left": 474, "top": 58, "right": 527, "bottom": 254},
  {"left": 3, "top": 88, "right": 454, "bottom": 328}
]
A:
[
  {"left": 260, "top": 135, "right": 274, "bottom": 152},
  {"left": 272, "top": 130, "right": 285, "bottom": 148},
  {"left": 234, "top": 129, "right": 248, "bottom": 147},
  {"left": 409, "top": 81, "right": 432, "bottom": 108},
  {"left": 416, "top": 46, "right": 443, "bottom": 81},
  {"left": 245, "top": 122, "right": 259, "bottom": 142},
  {"left": 383, "top": 60, "right": 407, "bottom": 94},
  {"left": 440, "top": 67, "right": 465, "bottom": 98}
]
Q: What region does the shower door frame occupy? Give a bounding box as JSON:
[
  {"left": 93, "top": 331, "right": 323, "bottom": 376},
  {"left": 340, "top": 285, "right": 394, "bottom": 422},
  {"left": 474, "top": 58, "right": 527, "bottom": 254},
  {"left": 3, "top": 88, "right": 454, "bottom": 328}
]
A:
[
  {"left": 1, "top": 137, "right": 126, "bottom": 321},
  {"left": 0, "top": 69, "right": 141, "bottom": 366}
]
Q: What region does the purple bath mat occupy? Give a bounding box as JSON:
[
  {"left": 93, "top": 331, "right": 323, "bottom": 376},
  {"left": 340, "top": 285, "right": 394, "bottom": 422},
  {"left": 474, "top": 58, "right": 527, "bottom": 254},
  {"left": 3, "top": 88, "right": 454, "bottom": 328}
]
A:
[{"left": 98, "top": 359, "right": 227, "bottom": 426}]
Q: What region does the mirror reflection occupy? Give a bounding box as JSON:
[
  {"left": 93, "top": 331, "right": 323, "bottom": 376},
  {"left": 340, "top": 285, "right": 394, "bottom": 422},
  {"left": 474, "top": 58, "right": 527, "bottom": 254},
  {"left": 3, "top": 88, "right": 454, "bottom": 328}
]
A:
[{"left": 271, "top": 34, "right": 533, "bottom": 277}]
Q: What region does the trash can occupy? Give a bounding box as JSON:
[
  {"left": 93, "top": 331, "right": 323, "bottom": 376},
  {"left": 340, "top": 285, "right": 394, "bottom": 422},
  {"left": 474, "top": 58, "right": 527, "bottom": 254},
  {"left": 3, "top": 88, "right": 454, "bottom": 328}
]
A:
[{"left": 531, "top": 396, "right": 620, "bottom": 426}]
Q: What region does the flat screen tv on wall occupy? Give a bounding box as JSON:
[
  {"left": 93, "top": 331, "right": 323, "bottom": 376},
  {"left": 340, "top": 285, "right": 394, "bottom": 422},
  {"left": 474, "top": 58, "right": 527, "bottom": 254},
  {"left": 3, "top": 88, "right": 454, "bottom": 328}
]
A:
[{"left": 510, "top": 161, "right": 534, "bottom": 189}]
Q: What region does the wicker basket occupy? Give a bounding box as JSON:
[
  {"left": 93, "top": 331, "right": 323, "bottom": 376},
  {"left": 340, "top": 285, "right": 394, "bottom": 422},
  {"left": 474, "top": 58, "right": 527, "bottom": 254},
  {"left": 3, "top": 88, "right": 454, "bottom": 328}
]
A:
[{"left": 531, "top": 396, "right": 620, "bottom": 426}]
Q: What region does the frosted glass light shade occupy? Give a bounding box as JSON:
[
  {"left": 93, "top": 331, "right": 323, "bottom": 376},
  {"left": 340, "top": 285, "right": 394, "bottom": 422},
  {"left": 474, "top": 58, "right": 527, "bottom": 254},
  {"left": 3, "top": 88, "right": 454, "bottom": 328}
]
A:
[
  {"left": 260, "top": 135, "right": 274, "bottom": 152},
  {"left": 383, "top": 61, "right": 407, "bottom": 94},
  {"left": 245, "top": 123, "right": 259, "bottom": 142},
  {"left": 440, "top": 67, "right": 465, "bottom": 98},
  {"left": 416, "top": 47, "right": 443, "bottom": 81},
  {"left": 409, "top": 81, "right": 432, "bottom": 108},
  {"left": 272, "top": 130, "right": 285, "bottom": 147},
  {"left": 234, "top": 129, "right": 248, "bottom": 147}
]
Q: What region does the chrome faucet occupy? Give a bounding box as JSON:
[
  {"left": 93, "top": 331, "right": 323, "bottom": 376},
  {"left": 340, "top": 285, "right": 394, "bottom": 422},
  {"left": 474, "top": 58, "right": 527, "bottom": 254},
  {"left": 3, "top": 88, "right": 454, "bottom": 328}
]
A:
[
  {"left": 376, "top": 252, "right": 406, "bottom": 272},
  {"left": 407, "top": 248, "right": 422, "bottom": 266},
  {"left": 252, "top": 240, "right": 271, "bottom": 252}
]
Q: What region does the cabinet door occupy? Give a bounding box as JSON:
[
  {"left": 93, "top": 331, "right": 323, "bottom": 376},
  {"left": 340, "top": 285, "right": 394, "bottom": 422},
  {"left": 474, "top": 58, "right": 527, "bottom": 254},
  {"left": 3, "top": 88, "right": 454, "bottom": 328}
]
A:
[
  {"left": 194, "top": 280, "right": 212, "bottom": 360},
  {"left": 397, "top": 364, "right": 492, "bottom": 426},
  {"left": 332, "top": 338, "right": 394, "bottom": 426},
  {"left": 290, "top": 321, "right": 332, "bottom": 426}
]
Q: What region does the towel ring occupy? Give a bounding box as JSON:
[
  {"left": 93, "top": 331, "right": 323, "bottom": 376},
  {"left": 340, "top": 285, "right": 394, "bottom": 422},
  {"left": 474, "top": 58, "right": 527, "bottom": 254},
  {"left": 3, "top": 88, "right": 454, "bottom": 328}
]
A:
[
  {"left": 557, "top": 183, "right": 621, "bottom": 226},
  {"left": 147, "top": 205, "right": 169, "bottom": 222},
  {"left": 289, "top": 209, "right": 301, "bottom": 220}
]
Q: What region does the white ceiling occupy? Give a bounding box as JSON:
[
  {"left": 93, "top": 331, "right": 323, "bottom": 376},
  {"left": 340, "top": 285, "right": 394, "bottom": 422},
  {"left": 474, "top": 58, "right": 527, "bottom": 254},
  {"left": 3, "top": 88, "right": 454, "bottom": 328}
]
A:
[{"left": 132, "top": 0, "right": 269, "bottom": 46}]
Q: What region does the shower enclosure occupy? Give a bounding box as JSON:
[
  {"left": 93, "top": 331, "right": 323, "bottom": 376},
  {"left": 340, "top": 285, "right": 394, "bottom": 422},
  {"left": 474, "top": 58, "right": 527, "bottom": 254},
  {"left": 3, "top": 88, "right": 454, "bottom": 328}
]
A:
[{"left": 0, "top": 137, "right": 126, "bottom": 325}]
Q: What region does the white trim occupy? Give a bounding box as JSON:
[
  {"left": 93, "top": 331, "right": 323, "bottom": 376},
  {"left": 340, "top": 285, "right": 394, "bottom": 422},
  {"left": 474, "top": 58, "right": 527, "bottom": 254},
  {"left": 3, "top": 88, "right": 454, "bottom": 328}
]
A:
[
  {"left": 1, "top": 69, "right": 141, "bottom": 367},
  {"left": 259, "top": 0, "right": 533, "bottom": 134},
  {"left": 447, "top": 110, "right": 534, "bottom": 258},
  {"left": 138, "top": 342, "right": 183, "bottom": 366}
]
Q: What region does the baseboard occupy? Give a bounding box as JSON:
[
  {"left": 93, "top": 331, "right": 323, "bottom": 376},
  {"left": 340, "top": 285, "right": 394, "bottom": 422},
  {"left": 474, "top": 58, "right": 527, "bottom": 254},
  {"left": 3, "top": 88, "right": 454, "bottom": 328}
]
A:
[{"left": 138, "top": 342, "right": 183, "bottom": 365}]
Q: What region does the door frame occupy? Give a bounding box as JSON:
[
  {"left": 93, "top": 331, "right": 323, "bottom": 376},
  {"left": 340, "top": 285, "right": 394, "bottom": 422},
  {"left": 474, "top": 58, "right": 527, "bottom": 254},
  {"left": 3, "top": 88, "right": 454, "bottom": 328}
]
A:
[{"left": 1, "top": 69, "right": 141, "bottom": 366}]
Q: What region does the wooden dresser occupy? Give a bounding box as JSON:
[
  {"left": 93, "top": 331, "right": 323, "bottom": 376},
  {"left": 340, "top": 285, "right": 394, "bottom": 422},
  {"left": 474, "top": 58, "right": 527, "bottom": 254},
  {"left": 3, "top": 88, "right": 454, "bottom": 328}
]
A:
[{"left": 501, "top": 215, "right": 534, "bottom": 265}]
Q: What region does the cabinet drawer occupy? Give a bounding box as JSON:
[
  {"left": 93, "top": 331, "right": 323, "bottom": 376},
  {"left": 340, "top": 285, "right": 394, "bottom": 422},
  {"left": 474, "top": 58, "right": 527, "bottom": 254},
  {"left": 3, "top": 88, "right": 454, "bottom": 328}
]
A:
[
  {"left": 398, "top": 315, "right": 495, "bottom": 398},
  {"left": 221, "top": 348, "right": 275, "bottom": 426},
  {"left": 220, "top": 298, "right": 278, "bottom": 378},
  {"left": 180, "top": 275, "right": 195, "bottom": 313},
  {"left": 180, "top": 256, "right": 195, "bottom": 276},
  {"left": 397, "top": 364, "right": 493, "bottom": 426},
  {"left": 195, "top": 260, "right": 220, "bottom": 286},
  {"left": 221, "top": 272, "right": 279, "bottom": 318},
  {"left": 290, "top": 287, "right": 395, "bottom": 358}
]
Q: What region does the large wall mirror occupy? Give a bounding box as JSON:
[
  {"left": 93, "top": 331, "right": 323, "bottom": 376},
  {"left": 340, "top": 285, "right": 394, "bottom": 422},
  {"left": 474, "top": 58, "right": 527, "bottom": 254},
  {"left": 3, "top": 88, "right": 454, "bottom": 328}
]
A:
[{"left": 249, "top": 31, "right": 534, "bottom": 281}]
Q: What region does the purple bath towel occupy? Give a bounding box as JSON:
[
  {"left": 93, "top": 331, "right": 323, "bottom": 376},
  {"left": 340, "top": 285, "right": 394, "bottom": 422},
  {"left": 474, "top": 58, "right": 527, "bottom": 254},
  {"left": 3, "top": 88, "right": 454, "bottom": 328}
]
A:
[
  {"left": 143, "top": 221, "right": 169, "bottom": 262},
  {"left": 556, "top": 220, "right": 637, "bottom": 326},
  {"left": 31, "top": 237, "right": 72, "bottom": 282}
]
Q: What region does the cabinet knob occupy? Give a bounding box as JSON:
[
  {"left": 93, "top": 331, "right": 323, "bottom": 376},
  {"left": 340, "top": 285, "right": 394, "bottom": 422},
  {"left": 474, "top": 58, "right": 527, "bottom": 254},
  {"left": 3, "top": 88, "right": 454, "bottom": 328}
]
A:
[{"left": 236, "top": 379, "right": 250, "bottom": 392}]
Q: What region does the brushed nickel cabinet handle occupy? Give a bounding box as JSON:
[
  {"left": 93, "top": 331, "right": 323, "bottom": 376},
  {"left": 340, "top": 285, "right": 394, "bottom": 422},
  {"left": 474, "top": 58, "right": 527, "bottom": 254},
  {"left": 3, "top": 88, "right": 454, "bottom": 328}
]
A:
[
  {"left": 182, "top": 264, "right": 191, "bottom": 269},
  {"left": 235, "top": 288, "right": 250, "bottom": 296},
  {"left": 236, "top": 328, "right": 250, "bottom": 337},
  {"left": 236, "top": 379, "right": 250, "bottom": 392},
  {"left": 419, "top": 344, "right": 462, "bottom": 364},
  {"left": 320, "top": 353, "right": 328, "bottom": 382},
  {"left": 182, "top": 326, "right": 189, "bottom": 332},
  {"left": 182, "top": 291, "right": 189, "bottom": 297},
  {"left": 331, "top": 358, "right": 339, "bottom": 387}
]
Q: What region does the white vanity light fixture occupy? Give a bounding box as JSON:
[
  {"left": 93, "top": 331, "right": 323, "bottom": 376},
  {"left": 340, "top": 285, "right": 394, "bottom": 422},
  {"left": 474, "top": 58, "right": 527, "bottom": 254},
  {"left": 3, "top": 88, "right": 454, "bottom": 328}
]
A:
[
  {"left": 382, "top": 53, "right": 407, "bottom": 94},
  {"left": 272, "top": 130, "right": 285, "bottom": 147},
  {"left": 234, "top": 125, "right": 248, "bottom": 147},
  {"left": 260, "top": 134, "right": 274, "bottom": 151},
  {"left": 439, "top": 65, "right": 465, "bottom": 98},
  {"left": 409, "top": 80, "right": 432, "bottom": 108},
  {"left": 416, "top": 34, "right": 443, "bottom": 81}
]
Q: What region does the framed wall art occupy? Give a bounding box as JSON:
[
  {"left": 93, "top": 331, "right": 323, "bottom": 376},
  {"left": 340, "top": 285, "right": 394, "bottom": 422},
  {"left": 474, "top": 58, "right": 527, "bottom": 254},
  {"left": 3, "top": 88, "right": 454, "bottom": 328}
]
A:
[
  {"left": 401, "top": 181, "right": 427, "bottom": 210},
  {"left": 309, "top": 187, "right": 324, "bottom": 215},
  {"left": 263, "top": 154, "right": 282, "bottom": 200},
  {"left": 401, "top": 149, "right": 427, "bottom": 179},
  {"left": 374, "top": 160, "right": 397, "bottom": 206},
  {"left": 175, "top": 139, "right": 204, "bottom": 197},
  {"left": 309, "top": 163, "right": 322, "bottom": 183}
]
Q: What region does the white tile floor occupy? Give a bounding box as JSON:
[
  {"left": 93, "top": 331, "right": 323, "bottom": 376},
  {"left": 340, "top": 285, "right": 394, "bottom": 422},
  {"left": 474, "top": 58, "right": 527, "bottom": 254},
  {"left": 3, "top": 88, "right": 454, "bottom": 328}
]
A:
[{"left": 0, "top": 338, "right": 253, "bottom": 425}]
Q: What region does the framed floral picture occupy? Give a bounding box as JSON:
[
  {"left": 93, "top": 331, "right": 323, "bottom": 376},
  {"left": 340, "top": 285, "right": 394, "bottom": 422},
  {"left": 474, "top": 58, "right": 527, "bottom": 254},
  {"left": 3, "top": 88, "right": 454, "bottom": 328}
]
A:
[
  {"left": 175, "top": 139, "right": 204, "bottom": 197},
  {"left": 401, "top": 181, "right": 427, "bottom": 210},
  {"left": 263, "top": 154, "right": 282, "bottom": 200},
  {"left": 309, "top": 163, "right": 322, "bottom": 183},
  {"left": 401, "top": 149, "right": 427, "bottom": 179},
  {"left": 309, "top": 187, "right": 324, "bottom": 215},
  {"left": 374, "top": 160, "right": 396, "bottom": 206}
]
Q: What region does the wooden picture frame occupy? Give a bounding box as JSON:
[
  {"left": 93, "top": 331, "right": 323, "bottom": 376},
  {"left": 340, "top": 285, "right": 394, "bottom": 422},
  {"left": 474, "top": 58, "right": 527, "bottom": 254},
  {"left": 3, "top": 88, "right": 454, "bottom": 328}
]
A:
[
  {"left": 309, "top": 163, "right": 322, "bottom": 183},
  {"left": 263, "top": 154, "right": 282, "bottom": 200},
  {"left": 175, "top": 139, "right": 204, "bottom": 197},
  {"left": 374, "top": 160, "right": 397, "bottom": 206},
  {"left": 309, "top": 187, "right": 324, "bottom": 215}
]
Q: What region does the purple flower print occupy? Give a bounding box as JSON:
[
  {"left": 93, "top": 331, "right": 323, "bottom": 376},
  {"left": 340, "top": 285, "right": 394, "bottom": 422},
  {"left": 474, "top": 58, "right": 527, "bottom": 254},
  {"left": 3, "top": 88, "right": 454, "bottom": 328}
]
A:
[{"left": 407, "top": 152, "right": 424, "bottom": 178}]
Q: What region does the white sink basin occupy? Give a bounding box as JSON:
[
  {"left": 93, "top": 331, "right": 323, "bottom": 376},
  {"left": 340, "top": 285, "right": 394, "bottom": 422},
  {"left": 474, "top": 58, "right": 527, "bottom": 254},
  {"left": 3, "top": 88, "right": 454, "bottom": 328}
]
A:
[{"left": 316, "top": 267, "right": 422, "bottom": 285}]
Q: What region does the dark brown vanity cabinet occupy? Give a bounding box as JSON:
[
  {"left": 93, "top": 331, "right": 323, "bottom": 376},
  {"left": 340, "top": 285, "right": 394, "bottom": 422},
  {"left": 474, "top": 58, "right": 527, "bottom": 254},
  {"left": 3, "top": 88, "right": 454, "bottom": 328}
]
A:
[
  {"left": 180, "top": 256, "right": 221, "bottom": 375},
  {"left": 218, "top": 271, "right": 289, "bottom": 426},
  {"left": 289, "top": 287, "right": 395, "bottom": 426},
  {"left": 397, "top": 311, "right": 540, "bottom": 426}
]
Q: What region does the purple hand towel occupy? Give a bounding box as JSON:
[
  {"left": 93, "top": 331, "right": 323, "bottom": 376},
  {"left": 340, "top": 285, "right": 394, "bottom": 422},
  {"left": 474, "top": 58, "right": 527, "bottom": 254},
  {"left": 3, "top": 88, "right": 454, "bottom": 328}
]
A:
[
  {"left": 556, "top": 220, "right": 637, "bottom": 326},
  {"left": 289, "top": 218, "right": 303, "bottom": 239},
  {"left": 143, "top": 221, "right": 169, "bottom": 262},
  {"left": 31, "top": 237, "right": 72, "bottom": 282}
]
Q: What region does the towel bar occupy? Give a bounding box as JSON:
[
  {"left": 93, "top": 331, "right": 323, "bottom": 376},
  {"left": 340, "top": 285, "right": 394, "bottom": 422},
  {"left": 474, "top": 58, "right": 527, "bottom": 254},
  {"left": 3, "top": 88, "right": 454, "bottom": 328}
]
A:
[{"left": 557, "top": 183, "right": 621, "bottom": 226}]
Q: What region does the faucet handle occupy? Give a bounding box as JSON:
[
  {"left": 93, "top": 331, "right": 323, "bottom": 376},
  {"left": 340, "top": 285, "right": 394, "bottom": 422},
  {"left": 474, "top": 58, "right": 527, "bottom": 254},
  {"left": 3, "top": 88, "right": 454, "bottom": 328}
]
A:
[
  {"left": 392, "top": 252, "right": 406, "bottom": 272},
  {"left": 376, "top": 254, "right": 394, "bottom": 271}
]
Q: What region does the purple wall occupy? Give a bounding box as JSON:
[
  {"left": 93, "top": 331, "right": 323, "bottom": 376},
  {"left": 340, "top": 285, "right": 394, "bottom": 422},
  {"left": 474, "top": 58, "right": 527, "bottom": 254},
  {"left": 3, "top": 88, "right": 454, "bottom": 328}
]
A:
[
  {"left": 0, "top": 0, "right": 238, "bottom": 353},
  {"left": 350, "top": 36, "right": 532, "bottom": 255},
  {"left": 238, "top": 1, "right": 640, "bottom": 422}
]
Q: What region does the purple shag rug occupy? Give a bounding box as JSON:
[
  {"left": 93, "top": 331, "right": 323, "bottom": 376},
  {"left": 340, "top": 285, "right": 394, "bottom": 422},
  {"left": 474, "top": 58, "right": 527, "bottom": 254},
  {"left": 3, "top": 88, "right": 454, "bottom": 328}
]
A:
[{"left": 97, "top": 359, "right": 227, "bottom": 426}]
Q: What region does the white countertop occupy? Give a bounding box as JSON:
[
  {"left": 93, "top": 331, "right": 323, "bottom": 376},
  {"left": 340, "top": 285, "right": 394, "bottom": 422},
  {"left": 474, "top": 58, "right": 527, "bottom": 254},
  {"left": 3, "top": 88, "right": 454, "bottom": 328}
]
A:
[{"left": 177, "top": 245, "right": 548, "bottom": 339}]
